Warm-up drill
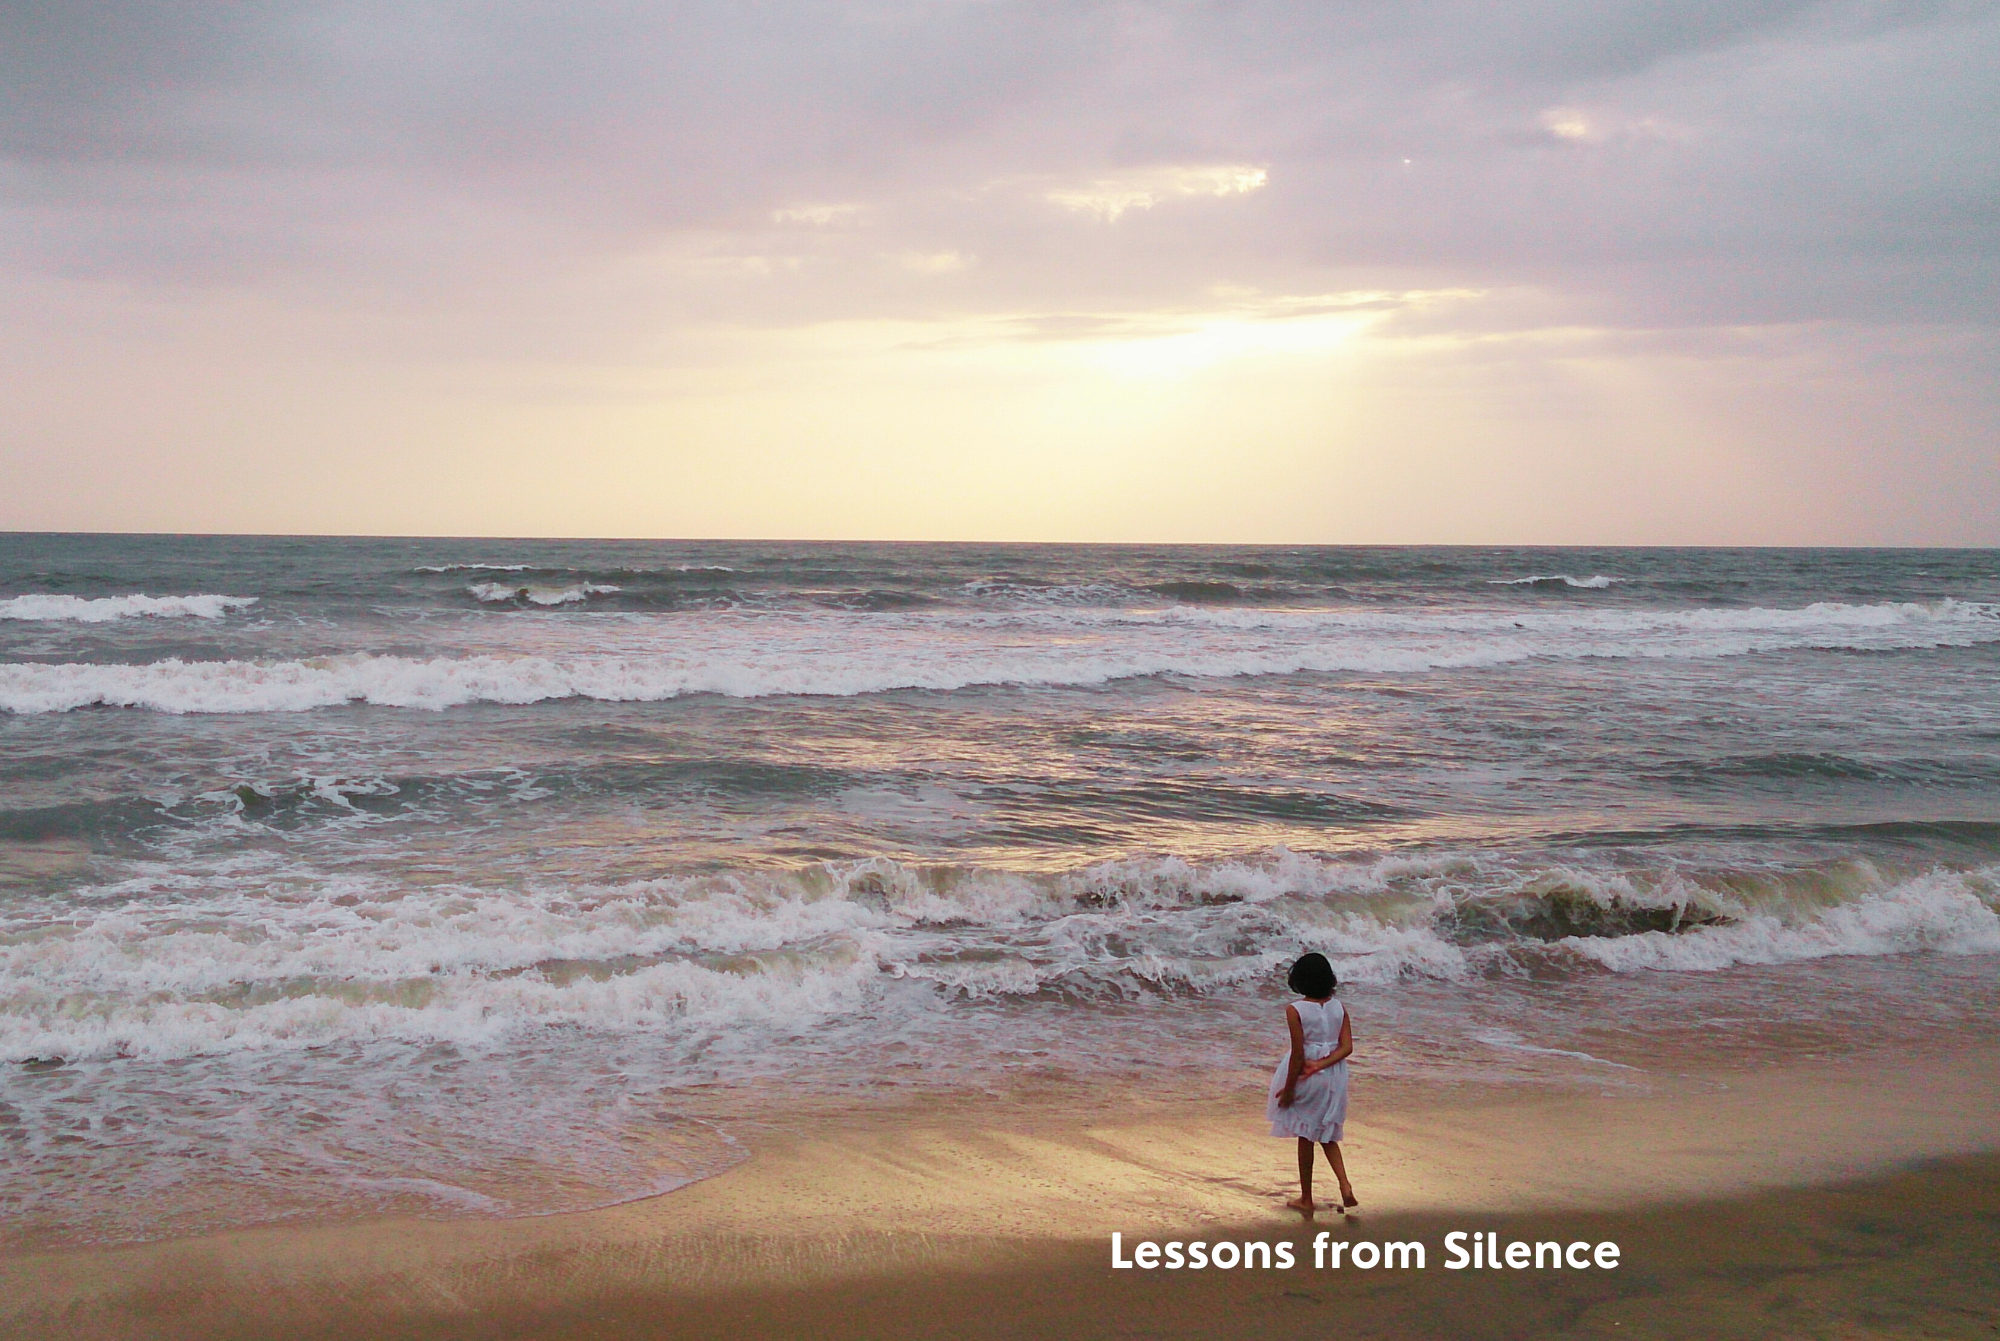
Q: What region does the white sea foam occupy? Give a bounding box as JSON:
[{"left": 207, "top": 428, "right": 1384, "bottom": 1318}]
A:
[
  {"left": 4, "top": 850, "right": 1992, "bottom": 1066},
  {"left": 960, "top": 578, "right": 1138, "bottom": 605},
  {"left": 0, "top": 593, "right": 258, "bottom": 623},
  {"left": 1469, "top": 1028, "right": 1637, "bottom": 1068},
  {"left": 3, "top": 599, "right": 1994, "bottom": 715},
  {"left": 1490, "top": 574, "right": 1620, "bottom": 588},
  {"left": 414, "top": 564, "right": 532, "bottom": 573},
  {"left": 1561, "top": 867, "right": 2000, "bottom": 972},
  {"left": 418, "top": 563, "right": 730, "bottom": 575},
  {"left": 466, "top": 581, "right": 621, "bottom": 606},
  {"left": 0, "top": 867, "right": 901, "bottom": 1062}
]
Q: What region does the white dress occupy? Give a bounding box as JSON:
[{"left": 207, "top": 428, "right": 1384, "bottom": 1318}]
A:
[{"left": 1266, "top": 998, "right": 1349, "bottom": 1143}]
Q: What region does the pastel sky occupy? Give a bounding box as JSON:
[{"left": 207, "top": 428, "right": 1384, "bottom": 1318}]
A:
[{"left": 2, "top": 1, "right": 1996, "bottom": 543}]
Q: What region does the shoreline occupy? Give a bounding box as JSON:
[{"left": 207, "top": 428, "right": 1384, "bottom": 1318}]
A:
[
  {"left": 479, "top": 1155, "right": 2000, "bottom": 1341},
  {"left": 9, "top": 1042, "right": 2000, "bottom": 1340}
]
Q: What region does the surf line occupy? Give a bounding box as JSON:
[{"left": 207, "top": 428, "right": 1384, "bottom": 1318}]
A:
[{"left": 1109, "top": 1232, "right": 1621, "bottom": 1271}]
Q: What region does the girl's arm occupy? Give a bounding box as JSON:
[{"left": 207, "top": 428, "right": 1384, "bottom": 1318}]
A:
[
  {"left": 1303, "top": 1010, "right": 1354, "bottom": 1076},
  {"left": 1277, "top": 1003, "right": 1305, "bottom": 1108}
]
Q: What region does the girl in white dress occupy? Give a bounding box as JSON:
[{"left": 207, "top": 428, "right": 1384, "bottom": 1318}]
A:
[{"left": 1268, "top": 952, "right": 1357, "bottom": 1213}]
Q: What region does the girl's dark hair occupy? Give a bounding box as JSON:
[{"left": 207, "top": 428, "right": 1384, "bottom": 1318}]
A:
[{"left": 1287, "top": 952, "right": 1336, "bottom": 998}]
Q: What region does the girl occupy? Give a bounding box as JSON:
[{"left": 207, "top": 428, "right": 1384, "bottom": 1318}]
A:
[{"left": 1268, "top": 952, "right": 1357, "bottom": 1213}]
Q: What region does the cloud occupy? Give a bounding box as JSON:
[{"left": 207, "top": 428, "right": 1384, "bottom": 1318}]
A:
[
  {"left": 1537, "top": 105, "right": 1691, "bottom": 143},
  {"left": 898, "top": 250, "right": 971, "bottom": 273},
  {"left": 773, "top": 204, "right": 865, "bottom": 227},
  {"left": 0, "top": 1, "right": 1987, "bottom": 327},
  {"left": 1037, "top": 164, "right": 1268, "bottom": 221},
  {"left": 0, "top": 0, "right": 1995, "bottom": 540}
]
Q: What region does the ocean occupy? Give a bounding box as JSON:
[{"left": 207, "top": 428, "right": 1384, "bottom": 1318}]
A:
[{"left": 2, "top": 535, "right": 1997, "bottom": 1248}]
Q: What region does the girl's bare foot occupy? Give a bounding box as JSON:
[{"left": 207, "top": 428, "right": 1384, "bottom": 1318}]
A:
[
  {"left": 1340, "top": 1189, "right": 1359, "bottom": 1209},
  {"left": 1286, "top": 1195, "right": 1315, "bottom": 1213}
]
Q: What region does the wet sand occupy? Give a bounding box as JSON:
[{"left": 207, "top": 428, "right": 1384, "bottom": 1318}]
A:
[{"left": 8, "top": 1044, "right": 2000, "bottom": 1340}]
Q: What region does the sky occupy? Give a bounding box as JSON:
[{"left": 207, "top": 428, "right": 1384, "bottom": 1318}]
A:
[{"left": 1, "top": 0, "right": 1996, "bottom": 544}]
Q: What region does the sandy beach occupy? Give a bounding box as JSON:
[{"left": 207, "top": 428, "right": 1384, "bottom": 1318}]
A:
[{"left": 9, "top": 1038, "right": 2000, "bottom": 1341}]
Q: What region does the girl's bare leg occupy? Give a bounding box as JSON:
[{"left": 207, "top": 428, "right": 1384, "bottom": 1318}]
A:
[
  {"left": 1322, "top": 1141, "right": 1357, "bottom": 1207},
  {"left": 1286, "top": 1137, "right": 1315, "bottom": 1211}
]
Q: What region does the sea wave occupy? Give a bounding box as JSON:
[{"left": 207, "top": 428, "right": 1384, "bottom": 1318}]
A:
[
  {"left": 0, "top": 594, "right": 258, "bottom": 623},
  {"left": 413, "top": 564, "right": 532, "bottom": 573},
  {"left": 1049, "top": 596, "right": 1997, "bottom": 633},
  {"left": 1491, "top": 574, "right": 1621, "bottom": 589},
  {"left": 960, "top": 578, "right": 1138, "bottom": 605},
  {"left": 3, "top": 849, "right": 1993, "bottom": 1064},
  {"left": 419, "top": 563, "right": 733, "bottom": 576},
  {"left": 467, "top": 581, "right": 622, "bottom": 606},
  {"left": 2, "top": 599, "right": 1994, "bottom": 715}
]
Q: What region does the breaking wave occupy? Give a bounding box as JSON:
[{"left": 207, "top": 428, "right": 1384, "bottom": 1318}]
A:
[
  {"left": 1491, "top": 574, "right": 1621, "bottom": 589},
  {"left": 419, "top": 563, "right": 732, "bottom": 576},
  {"left": 466, "top": 581, "right": 622, "bottom": 606},
  {"left": 3, "top": 599, "right": 1995, "bottom": 715},
  {"left": 0, "top": 594, "right": 258, "bottom": 623},
  {"left": 4, "top": 848, "right": 1994, "bottom": 1066},
  {"left": 413, "top": 564, "right": 532, "bottom": 573},
  {"left": 959, "top": 578, "right": 1138, "bottom": 605}
]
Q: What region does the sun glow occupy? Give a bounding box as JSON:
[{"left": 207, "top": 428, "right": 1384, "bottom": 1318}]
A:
[
  {"left": 1077, "top": 309, "right": 1376, "bottom": 376},
  {"left": 765, "top": 289, "right": 1465, "bottom": 380}
]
